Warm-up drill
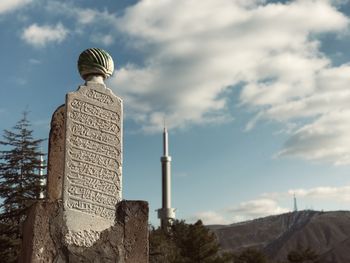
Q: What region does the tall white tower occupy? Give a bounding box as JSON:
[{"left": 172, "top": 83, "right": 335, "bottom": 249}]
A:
[{"left": 157, "top": 126, "right": 176, "bottom": 230}]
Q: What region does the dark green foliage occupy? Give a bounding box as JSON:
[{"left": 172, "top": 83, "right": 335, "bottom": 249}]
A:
[
  {"left": 150, "top": 220, "right": 234, "bottom": 263},
  {"left": 150, "top": 220, "right": 322, "bottom": 263},
  {"left": 149, "top": 225, "right": 182, "bottom": 262},
  {"left": 0, "top": 112, "right": 45, "bottom": 262},
  {"left": 233, "top": 248, "right": 268, "bottom": 263},
  {"left": 287, "top": 247, "right": 319, "bottom": 263}
]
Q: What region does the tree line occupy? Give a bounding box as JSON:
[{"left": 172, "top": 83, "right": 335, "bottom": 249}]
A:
[{"left": 149, "top": 219, "right": 320, "bottom": 263}]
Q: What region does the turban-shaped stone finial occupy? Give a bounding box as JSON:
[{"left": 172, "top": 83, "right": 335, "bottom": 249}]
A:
[{"left": 78, "top": 48, "right": 114, "bottom": 80}]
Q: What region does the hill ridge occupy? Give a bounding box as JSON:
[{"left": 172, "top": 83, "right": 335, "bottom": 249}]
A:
[{"left": 208, "top": 210, "right": 350, "bottom": 263}]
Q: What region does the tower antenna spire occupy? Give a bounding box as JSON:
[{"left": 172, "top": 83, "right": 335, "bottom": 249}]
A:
[{"left": 163, "top": 118, "right": 168, "bottom": 156}]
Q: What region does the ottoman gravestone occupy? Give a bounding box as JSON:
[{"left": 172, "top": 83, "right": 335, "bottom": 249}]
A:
[
  {"left": 19, "top": 48, "right": 149, "bottom": 263},
  {"left": 63, "top": 48, "right": 122, "bottom": 246}
]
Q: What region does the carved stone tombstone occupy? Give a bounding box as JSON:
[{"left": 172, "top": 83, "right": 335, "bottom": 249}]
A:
[
  {"left": 63, "top": 48, "right": 122, "bottom": 246},
  {"left": 19, "top": 48, "right": 149, "bottom": 263}
]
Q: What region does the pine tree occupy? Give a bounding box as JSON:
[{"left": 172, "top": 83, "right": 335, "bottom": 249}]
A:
[
  {"left": 149, "top": 225, "right": 182, "bottom": 263},
  {"left": 181, "top": 220, "right": 221, "bottom": 262},
  {"left": 0, "top": 111, "right": 46, "bottom": 262}
]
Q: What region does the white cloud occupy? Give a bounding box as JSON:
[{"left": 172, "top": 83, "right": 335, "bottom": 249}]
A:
[
  {"left": 91, "top": 34, "right": 114, "bottom": 46},
  {"left": 40, "top": 0, "right": 350, "bottom": 164},
  {"left": 228, "top": 198, "right": 289, "bottom": 220},
  {"left": 188, "top": 211, "right": 230, "bottom": 225},
  {"left": 189, "top": 198, "right": 289, "bottom": 225},
  {"left": 277, "top": 110, "right": 350, "bottom": 165},
  {"left": 22, "top": 23, "right": 68, "bottom": 48},
  {"left": 76, "top": 8, "right": 99, "bottom": 25},
  {"left": 110, "top": 0, "right": 349, "bottom": 138},
  {"left": 290, "top": 185, "right": 350, "bottom": 201},
  {"left": 0, "top": 0, "right": 31, "bottom": 14},
  {"left": 262, "top": 185, "right": 350, "bottom": 205},
  {"left": 42, "top": 2, "right": 118, "bottom": 47},
  {"left": 45, "top": 2, "right": 118, "bottom": 27}
]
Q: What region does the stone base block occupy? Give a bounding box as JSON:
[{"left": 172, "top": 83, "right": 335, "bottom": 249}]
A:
[{"left": 19, "top": 200, "right": 149, "bottom": 263}]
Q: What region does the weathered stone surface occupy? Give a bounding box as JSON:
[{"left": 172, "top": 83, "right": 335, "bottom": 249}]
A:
[
  {"left": 19, "top": 200, "right": 149, "bottom": 263},
  {"left": 47, "top": 105, "right": 65, "bottom": 201},
  {"left": 63, "top": 80, "right": 123, "bottom": 245},
  {"left": 120, "top": 201, "right": 149, "bottom": 263},
  {"left": 19, "top": 201, "right": 58, "bottom": 263}
]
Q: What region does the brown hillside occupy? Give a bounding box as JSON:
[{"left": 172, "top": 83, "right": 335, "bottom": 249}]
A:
[{"left": 208, "top": 210, "right": 350, "bottom": 263}]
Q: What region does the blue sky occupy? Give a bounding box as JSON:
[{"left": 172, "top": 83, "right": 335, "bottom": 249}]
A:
[{"left": 1, "top": 0, "right": 350, "bottom": 226}]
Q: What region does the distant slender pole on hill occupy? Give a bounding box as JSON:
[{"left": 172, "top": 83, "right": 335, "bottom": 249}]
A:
[
  {"left": 39, "top": 153, "right": 46, "bottom": 199},
  {"left": 293, "top": 193, "right": 298, "bottom": 212}
]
